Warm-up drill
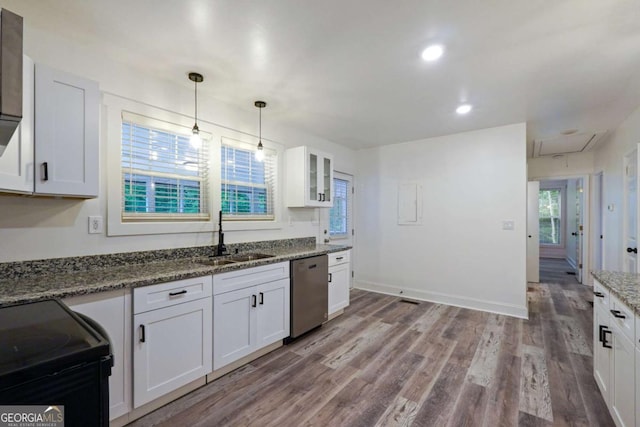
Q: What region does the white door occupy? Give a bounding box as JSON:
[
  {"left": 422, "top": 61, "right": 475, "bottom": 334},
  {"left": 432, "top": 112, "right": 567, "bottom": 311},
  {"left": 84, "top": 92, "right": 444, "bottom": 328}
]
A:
[
  {"left": 574, "top": 178, "right": 584, "bottom": 283},
  {"left": 623, "top": 148, "right": 639, "bottom": 273},
  {"left": 594, "top": 172, "right": 604, "bottom": 271},
  {"left": 527, "top": 181, "right": 540, "bottom": 283},
  {"left": 320, "top": 172, "right": 354, "bottom": 245}
]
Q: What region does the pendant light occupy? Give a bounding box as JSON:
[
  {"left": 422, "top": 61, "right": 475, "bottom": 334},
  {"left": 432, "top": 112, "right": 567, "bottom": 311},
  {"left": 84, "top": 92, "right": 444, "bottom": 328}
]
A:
[
  {"left": 188, "top": 72, "right": 204, "bottom": 148},
  {"left": 254, "top": 100, "right": 267, "bottom": 162}
]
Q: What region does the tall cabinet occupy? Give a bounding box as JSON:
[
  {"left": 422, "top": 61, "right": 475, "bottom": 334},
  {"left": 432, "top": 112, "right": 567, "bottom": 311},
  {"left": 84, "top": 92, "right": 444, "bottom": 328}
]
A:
[{"left": 285, "top": 146, "right": 333, "bottom": 207}]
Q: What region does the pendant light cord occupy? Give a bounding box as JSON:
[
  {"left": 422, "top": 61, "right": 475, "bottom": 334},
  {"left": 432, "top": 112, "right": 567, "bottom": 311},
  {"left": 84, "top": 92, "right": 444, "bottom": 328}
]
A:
[{"left": 194, "top": 79, "right": 198, "bottom": 127}]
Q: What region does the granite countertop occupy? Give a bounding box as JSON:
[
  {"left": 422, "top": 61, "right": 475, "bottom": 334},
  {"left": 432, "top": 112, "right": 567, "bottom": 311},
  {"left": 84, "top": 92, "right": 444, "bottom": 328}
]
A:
[
  {"left": 592, "top": 270, "right": 640, "bottom": 315},
  {"left": 0, "top": 243, "right": 350, "bottom": 308}
]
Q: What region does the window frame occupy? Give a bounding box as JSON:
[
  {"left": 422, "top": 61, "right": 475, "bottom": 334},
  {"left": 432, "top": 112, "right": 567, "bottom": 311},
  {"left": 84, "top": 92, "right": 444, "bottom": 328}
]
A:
[
  {"left": 106, "top": 94, "right": 215, "bottom": 236},
  {"left": 106, "top": 94, "right": 284, "bottom": 236},
  {"left": 220, "top": 137, "right": 276, "bottom": 222}
]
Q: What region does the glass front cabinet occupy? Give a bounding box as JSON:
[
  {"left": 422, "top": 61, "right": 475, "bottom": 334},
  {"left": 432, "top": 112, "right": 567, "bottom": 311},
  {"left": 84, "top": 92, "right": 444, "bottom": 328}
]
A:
[{"left": 285, "top": 146, "right": 334, "bottom": 207}]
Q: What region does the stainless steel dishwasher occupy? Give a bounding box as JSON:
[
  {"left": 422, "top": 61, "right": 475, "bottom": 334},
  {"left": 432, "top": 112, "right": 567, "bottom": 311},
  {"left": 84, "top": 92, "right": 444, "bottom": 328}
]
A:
[{"left": 289, "top": 254, "right": 328, "bottom": 339}]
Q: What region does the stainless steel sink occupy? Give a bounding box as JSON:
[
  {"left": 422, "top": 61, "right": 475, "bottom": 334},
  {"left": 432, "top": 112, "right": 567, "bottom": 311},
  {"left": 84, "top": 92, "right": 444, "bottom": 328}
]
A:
[
  {"left": 229, "top": 253, "right": 275, "bottom": 262},
  {"left": 198, "top": 258, "right": 237, "bottom": 266}
]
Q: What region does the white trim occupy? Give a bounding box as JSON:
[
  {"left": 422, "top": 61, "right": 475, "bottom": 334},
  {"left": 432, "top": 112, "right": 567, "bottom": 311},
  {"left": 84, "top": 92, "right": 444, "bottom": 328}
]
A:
[{"left": 354, "top": 279, "right": 529, "bottom": 319}]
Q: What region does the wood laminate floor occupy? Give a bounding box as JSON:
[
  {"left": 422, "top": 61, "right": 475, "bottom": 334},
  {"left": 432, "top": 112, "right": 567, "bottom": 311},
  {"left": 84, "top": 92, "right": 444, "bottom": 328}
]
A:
[{"left": 130, "top": 267, "right": 612, "bottom": 426}]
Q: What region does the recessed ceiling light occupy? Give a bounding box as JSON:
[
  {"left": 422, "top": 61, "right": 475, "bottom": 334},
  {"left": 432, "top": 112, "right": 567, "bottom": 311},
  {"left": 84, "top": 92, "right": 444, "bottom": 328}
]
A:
[
  {"left": 421, "top": 44, "right": 444, "bottom": 61},
  {"left": 456, "top": 104, "right": 472, "bottom": 115}
]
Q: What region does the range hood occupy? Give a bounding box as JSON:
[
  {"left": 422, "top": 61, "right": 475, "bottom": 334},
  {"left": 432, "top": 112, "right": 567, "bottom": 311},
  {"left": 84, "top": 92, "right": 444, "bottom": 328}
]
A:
[{"left": 0, "top": 8, "right": 22, "bottom": 157}]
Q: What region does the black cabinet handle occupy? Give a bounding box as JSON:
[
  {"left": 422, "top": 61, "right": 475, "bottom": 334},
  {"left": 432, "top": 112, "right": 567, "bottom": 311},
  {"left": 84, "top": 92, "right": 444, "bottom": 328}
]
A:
[
  {"left": 318, "top": 192, "right": 322, "bottom": 201},
  {"left": 328, "top": 273, "right": 333, "bottom": 283},
  {"left": 308, "top": 264, "right": 317, "bottom": 269},
  {"left": 627, "top": 247, "right": 638, "bottom": 254},
  {"left": 42, "top": 162, "right": 49, "bottom": 181},
  {"left": 610, "top": 309, "right": 626, "bottom": 319},
  {"left": 599, "top": 325, "right": 606, "bottom": 343},
  {"left": 602, "top": 327, "right": 612, "bottom": 348},
  {"left": 336, "top": 257, "right": 344, "bottom": 261},
  {"left": 139, "top": 325, "right": 146, "bottom": 343},
  {"left": 169, "top": 290, "right": 187, "bottom": 297},
  {"left": 593, "top": 291, "right": 605, "bottom": 298},
  {"left": 252, "top": 294, "right": 257, "bottom": 308},
  {"left": 259, "top": 292, "right": 264, "bottom": 305}
]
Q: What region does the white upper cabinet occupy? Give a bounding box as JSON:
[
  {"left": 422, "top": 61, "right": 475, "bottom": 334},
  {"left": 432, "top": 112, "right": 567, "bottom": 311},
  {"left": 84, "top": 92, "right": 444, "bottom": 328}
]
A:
[
  {"left": 0, "top": 55, "right": 33, "bottom": 194},
  {"left": 34, "top": 63, "right": 99, "bottom": 197},
  {"left": 0, "top": 59, "right": 99, "bottom": 197},
  {"left": 285, "top": 146, "right": 334, "bottom": 207}
]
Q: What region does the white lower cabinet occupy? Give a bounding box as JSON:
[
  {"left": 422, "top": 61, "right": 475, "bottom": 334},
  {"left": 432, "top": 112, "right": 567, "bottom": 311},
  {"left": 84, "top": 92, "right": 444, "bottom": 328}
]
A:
[
  {"left": 328, "top": 250, "right": 350, "bottom": 316},
  {"left": 213, "top": 262, "right": 290, "bottom": 371},
  {"left": 594, "top": 305, "right": 612, "bottom": 403},
  {"left": 611, "top": 323, "right": 635, "bottom": 427},
  {"left": 593, "top": 279, "right": 636, "bottom": 427},
  {"left": 64, "top": 289, "right": 132, "bottom": 421},
  {"left": 133, "top": 276, "right": 212, "bottom": 408}
]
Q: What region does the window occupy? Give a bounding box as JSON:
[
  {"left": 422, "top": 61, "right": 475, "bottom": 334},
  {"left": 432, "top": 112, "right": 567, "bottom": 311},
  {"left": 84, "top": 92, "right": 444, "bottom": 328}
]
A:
[
  {"left": 539, "top": 188, "right": 561, "bottom": 245},
  {"left": 221, "top": 138, "right": 275, "bottom": 220},
  {"left": 121, "top": 117, "right": 209, "bottom": 221},
  {"left": 330, "top": 175, "right": 352, "bottom": 239}
]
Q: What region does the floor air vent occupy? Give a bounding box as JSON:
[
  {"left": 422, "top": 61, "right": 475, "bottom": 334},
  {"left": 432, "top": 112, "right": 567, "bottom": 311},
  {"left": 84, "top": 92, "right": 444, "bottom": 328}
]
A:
[{"left": 400, "top": 299, "right": 420, "bottom": 305}]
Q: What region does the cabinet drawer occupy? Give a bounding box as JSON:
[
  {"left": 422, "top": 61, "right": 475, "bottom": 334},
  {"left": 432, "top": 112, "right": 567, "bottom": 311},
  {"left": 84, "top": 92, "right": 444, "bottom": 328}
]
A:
[
  {"left": 213, "top": 261, "right": 289, "bottom": 295},
  {"left": 134, "top": 276, "right": 212, "bottom": 314},
  {"left": 328, "top": 250, "right": 350, "bottom": 267},
  {"left": 610, "top": 294, "right": 634, "bottom": 344},
  {"left": 593, "top": 279, "right": 610, "bottom": 312}
]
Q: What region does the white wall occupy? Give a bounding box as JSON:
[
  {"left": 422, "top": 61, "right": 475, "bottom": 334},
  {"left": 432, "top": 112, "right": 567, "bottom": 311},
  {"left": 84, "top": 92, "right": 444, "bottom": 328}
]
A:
[
  {"left": 594, "top": 105, "right": 640, "bottom": 271},
  {"left": 0, "top": 20, "right": 356, "bottom": 262},
  {"left": 354, "top": 123, "right": 528, "bottom": 318},
  {"left": 528, "top": 152, "right": 595, "bottom": 179}
]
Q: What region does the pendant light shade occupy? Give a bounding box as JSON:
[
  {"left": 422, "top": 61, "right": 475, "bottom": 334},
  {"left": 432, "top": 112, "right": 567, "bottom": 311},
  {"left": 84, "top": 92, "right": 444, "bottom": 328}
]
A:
[
  {"left": 254, "top": 100, "right": 267, "bottom": 162},
  {"left": 189, "top": 72, "right": 203, "bottom": 148}
]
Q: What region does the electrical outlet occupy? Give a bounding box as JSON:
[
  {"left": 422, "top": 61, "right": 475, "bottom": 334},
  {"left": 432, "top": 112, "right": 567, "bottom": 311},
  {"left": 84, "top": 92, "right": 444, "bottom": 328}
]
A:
[{"left": 88, "top": 216, "right": 103, "bottom": 234}]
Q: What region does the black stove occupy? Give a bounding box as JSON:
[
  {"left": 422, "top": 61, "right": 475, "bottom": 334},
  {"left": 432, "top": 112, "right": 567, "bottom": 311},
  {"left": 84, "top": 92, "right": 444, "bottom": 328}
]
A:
[{"left": 0, "top": 299, "right": 112, "bottom": 427}]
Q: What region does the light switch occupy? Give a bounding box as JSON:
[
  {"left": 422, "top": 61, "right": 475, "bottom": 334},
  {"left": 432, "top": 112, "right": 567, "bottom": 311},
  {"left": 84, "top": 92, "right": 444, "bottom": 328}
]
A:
[{"left": 502, "top": 220, "right": 515, "bottom": 231}]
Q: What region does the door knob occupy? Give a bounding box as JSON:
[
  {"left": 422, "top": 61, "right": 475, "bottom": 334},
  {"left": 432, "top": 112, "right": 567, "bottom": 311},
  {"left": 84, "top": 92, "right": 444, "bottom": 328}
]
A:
[
  {"left": 571, "top": 232, "right": 577, "bottom": 236},
  {"left": 627, "top": 247, "right": 638, "bottom": 254},
  {"left": 528, "top": 235, "right": 532, "bottom": 238}
]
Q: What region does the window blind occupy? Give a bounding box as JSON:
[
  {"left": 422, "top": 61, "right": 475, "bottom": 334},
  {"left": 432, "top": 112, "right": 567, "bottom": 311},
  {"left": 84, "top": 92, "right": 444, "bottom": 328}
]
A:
[
  {"left": 221, "top": 137, "right": 276, "bottom": 220},
  {"left": 121, "top": 114, "right": 210, "bottom": 221}
]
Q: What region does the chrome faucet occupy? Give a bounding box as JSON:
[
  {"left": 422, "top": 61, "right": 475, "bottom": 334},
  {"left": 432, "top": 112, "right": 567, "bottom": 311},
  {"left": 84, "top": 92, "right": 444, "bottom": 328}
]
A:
[{"left": 216, "top": 210, "right": 227, "bottom": 256}]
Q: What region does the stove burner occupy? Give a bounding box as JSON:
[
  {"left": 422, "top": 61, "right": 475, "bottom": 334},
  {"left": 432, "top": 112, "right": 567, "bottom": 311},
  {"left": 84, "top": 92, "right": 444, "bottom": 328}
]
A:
[{"left": 0, "top": 332, "right": 71, "bottom": 368}]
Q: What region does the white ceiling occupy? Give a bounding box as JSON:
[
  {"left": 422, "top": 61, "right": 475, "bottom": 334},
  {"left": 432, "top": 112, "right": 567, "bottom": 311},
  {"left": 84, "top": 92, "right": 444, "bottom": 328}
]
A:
[{"left": 5, "top": 0, "right": 640, "bottom": 154}]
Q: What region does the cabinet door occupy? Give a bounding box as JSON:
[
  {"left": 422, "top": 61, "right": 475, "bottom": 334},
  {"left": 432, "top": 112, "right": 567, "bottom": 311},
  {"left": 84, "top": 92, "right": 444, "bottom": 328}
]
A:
[
  {"left": 611, "top": 326, "right": 635, "bottom": 427},
  {"left": 213, "top": 287, "right": 256, "bottom": 370},
  {"left": 594, "top": 306, "right": 612, "bottom": 403},
  {"left": 256, "top": 278, "right": 290, "bottom": 348},
  {"left": 34, "top": 63, "right": 99, "bottom": 197},
  {"left": 328, "top": 263, "right": 350, "bottom": 315},
  {"left": 319, "top": 153, "right": 333, "bottom": 206},
  {"left": 65, "top": 289, "right": 131, "bottom": 420},
  {"left": 0, "top": 55, "right": 33, "bottom": 194},
  {"left": 134, "top": 297, "right": 212, "bottom": 408}
]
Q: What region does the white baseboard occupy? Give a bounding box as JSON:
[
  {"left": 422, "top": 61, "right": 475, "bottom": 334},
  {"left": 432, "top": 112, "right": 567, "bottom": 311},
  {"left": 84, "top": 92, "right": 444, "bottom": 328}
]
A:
[{"left": 354, "top": 280, "right": 529, "bottom": 319}]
